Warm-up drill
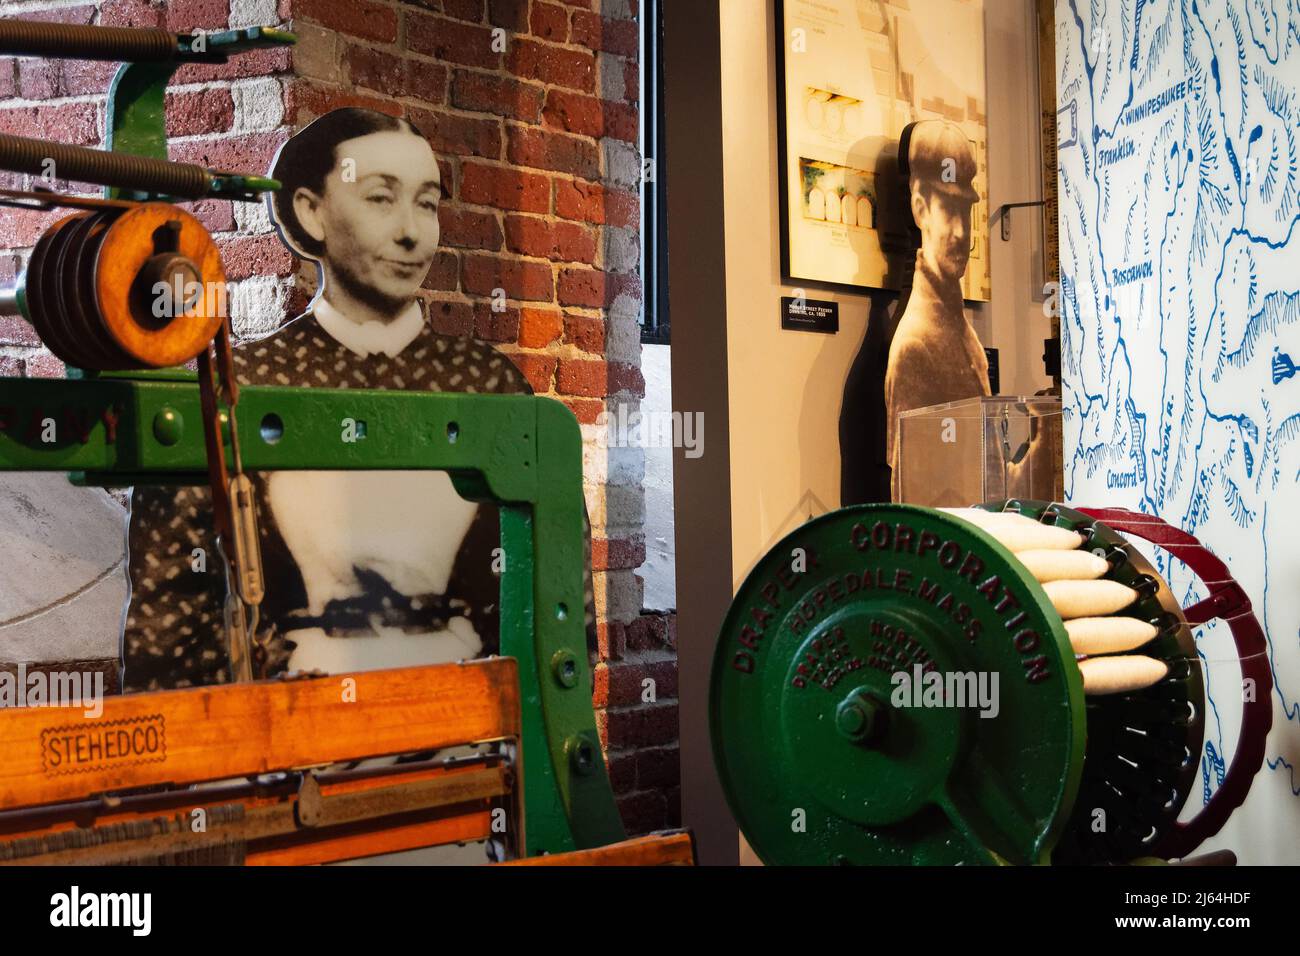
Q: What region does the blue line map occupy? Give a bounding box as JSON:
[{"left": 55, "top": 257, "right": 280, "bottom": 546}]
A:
[{"left": 1056, "top": 0, "right": 1300, "bottom": 863}]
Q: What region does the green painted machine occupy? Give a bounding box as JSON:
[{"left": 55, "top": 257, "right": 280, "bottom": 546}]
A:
[
  {"left": 0, "top": 19, "right": 627, "bottom": 860},
  {"left": 711, "top": 501, "right": 1273, "bottom": 865}
]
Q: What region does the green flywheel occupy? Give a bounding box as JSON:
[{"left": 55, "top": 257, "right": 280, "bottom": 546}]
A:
[{"left": 710, "top": 505, "right": 1086, "bottom": 865}]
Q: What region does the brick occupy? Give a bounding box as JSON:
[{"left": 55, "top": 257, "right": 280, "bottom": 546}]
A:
[
  {"left": 606, "top": 702, "right": 678, "bottom": 748},
  {"left": 0, "top": 59, "right": 13, "bottom": 99},
  {"left": 562, "top": 397, "right": 603, "bottom": 424},
  {"left": 598, "top": 660, "right": 641, "bottom": 707},
  {"left": 0, "top": 207, "right": 60, "bottom": 250},
  {"left": 24, "top": 352, "right": 67, "bottom": 379},
  {"left": 507, "top": 38, "right": 595, "bottom": 93},
  {"left": 556, "top": 357, "right": 605, "bottom": 396},
  {"left": 563, "top": 313, "right": 605, "bottom": 353},
  {"left": 626, "top": 612, "right": 669, "bottom": 651},
  {"left": 441, "top": 0, "right": 485, "bottom": 21},
  {"left": 637, "top": 746, "right": 680, "bottom": 790},
  {"left": 172, "top": 46, "right": 292, "bottom": 84},
  {"left": 554, "top": 178, "right": 638, "bottom": 227},
  {"left": 598, "top": 660, "right": 639, "bottom": 707},
  {"left": 427, "top": 298, "right": 475, "bottom": 336},
  {"left": 439, "top": 207, "right": 503, "bottom": 251},
  {"left": 509, "top": 352, "right": 557, "bottom": 393},
  {"left": 421, "top": 249, "right": 461, "bottom": 292},
  {"left": 407, "top": 107, "right": 501, "bottom": 159},
  {"left": 616, "top": 790, "right": 667, "bottom": 836},
  {"left": 290, "top": 22, "right": 342, "bottom": 83},
  {"left": 460, "top": 162, "right": 550, "bottom": 213},
  {"left": 591, "top": 536, "right": 645, "bottom": 571},
  {"left": 529, "top": 1, "right": 570, "bottom": 40},
  {"left": 540, "top": 88, "right": 601, "bottom": 137},
  {"left": 601, "top": 100, "right": 639, "bottom": 143},
  {"left": 542, "top": 92, "right": 637, "bottom": 143},
  {"left": 285, "top": 81, "right": 398, "bottom": 123},
  {"left": 217, "top": 234, "right": 295, "bottom": 281},
  {"left": 644, "top": 659, "right": 679, "bottom": 700},
  {"left": 596, "top": 619, "right": 626, "bottom": 661},
  {"left": 295, "top": 0, "right": 399, "bottom": 43},
  {"left": 0, "top": 355, "right": 22, "bottom": 377},
  {"left": 487, "top": 0, "right": 529, "bottom": 31},
  {"left": 608, "top": 360, "right": 644, "bottom": 395},
  {"left": 404, "top": 60, "right": 450, "bottom": 103},
  {"left": 0, "top": 316, "right": 40, "bottom": 348},
  {"left": 461, "top": 253, "right": 554, "bottom": 301},
  {"left": 182, "top": 199, "right": 236, "bottom": 234},
  {"left": 343, "top": 48, "right": 449, "bottom": 107},
  {"left": 22, "top": 4, "right": 97, "bottom": 26},
  {"left": 604, "top": 749, "right": 635, "bottom": 792},
  {"left": 165, "top": 88, "right": 235, "bottom": 137},
  {"left": 507, "top": 125, "right": 600, "bottom": 179},
  {"left": 169, "top": 132, "right": 289, "bottom": 179},
  {"left": 16, "top": 58, "right": 116, "bottom": 100},
  {"left": 345, "top": 43, "right": 405, "bottom": 93},
  {"left": 472, "top": 302, "right": 519, "bottom": 341},
  {"left": 556, "top": 267, "right": 605, "bottom": 308},
  {"left": 0, "top": 103, "right": 99, "bottom": 146},
  {"left": 503, "top": 215, "right": 596, "bottom": 263},
  {"left": 450, "top": 71, "right": 543, "bottom": 123},
  {"left": 164, "top": 0, "right": 230, "bottom": 31},
  {"left": 408, "top": 13, "right": 502, "bottom": 69},
  {"left": 571, "top": 10, "right": 639, "bottom": 57},
  {"left": 517, "top": 307, "right": 563, "bottom": 348}
]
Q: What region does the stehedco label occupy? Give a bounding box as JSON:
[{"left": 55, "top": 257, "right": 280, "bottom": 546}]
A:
[{"left": 41, "top": 714, "right": 167, "bottom": 776}]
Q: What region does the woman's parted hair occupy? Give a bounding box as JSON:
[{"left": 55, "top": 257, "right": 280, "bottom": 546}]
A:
[{"left": 269, "top": 108, "right": 428, "bottom": 259}]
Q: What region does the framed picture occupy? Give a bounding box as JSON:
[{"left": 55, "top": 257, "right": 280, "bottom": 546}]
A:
[{"left": 775, "top": 0, "right": 991, "bottom": 301}]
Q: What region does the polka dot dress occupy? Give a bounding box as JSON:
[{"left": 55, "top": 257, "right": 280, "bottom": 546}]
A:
[{"left": 123, "top": 312, "right": 598, "bottom": 692}]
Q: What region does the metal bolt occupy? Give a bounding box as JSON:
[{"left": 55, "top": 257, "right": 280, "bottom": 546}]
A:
[
  {"left": 568, "top": 734, "right": 598, "bottom": 775},
  {"left": 835, "top": 691, "right": 884, "bottom": 745},
  {"left": 152, "top": 406, "right": 183, "bottom": 445},
  {"left": 551, "top": 650, "right": 579, "bottom": 689}
]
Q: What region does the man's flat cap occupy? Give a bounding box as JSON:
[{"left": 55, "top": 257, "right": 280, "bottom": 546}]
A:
[{"left": 900, "top": 119, "right": 980, "bottom": 203}]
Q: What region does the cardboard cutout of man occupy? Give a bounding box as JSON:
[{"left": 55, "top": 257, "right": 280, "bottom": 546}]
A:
[
  {"left": 885, "top": 120, "right": 991, "bottom": 495},
  {"left": 124, "top": 109, "right": 596, "bottom": 690}
]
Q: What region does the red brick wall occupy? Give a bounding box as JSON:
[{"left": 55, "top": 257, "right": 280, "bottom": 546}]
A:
[{"left": 0, "top": 0, "right": 678, "bottom": 834}]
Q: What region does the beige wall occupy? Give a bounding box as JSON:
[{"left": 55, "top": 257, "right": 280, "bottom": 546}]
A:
[{"left": 720, "top": 0, "right": 1049, "bottom": 592}]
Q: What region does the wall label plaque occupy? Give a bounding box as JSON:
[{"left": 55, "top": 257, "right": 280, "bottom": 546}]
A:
[{"left": 781, "top": 296, "right": 839, "bottom": 334}]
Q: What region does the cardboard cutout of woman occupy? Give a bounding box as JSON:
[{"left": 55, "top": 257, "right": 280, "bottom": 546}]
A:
[{"left": 123, "top": 109, "right": 595, "bottom": 690}]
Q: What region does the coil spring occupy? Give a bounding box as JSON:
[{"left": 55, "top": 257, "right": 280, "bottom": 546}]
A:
[
  {"left": 0, "top": 134, "right": 213, "bottom": 200},
  {"left": 0, "top": 19, "right": 177, "bottom": 62}
]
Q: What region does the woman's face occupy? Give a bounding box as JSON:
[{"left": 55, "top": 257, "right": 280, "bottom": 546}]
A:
[{"left": 295, "top": 129, "right": 442, "bottom": 310}]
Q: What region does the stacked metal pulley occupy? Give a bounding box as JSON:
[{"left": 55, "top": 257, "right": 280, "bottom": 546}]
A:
[
  {"left": 710, "top": 500, "right": 1271, "bottom": 865},
  {"left": 21, "top": 202, "right": 224, "bottom": 370}
]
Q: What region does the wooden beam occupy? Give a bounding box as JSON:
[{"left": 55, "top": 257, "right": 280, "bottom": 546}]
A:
[{"left": 0, "top": 659, "right": 520, "bottom": 811}]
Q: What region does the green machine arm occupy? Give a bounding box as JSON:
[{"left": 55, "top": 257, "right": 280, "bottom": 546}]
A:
[{"left": 0, "top": 375, "right": 628, "bottom": 856}]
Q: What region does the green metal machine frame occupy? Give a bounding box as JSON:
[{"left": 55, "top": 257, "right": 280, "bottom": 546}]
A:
[{"left": 0, "top": 375, "right": 628, "bottom": 856}]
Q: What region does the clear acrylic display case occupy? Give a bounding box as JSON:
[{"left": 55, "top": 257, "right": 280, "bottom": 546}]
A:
[{"left": 895, "top": 395, "right": 1064, "bottom": 506}]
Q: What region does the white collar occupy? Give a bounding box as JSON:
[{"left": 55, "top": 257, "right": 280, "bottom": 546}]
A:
[{"left": 313, "top": 297, "right": 425, "bottom": 358}]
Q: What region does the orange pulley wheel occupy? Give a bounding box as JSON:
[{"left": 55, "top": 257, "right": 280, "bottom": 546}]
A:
[{"left": 94, "top": 202, "right": 225, "bottom": 369}]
